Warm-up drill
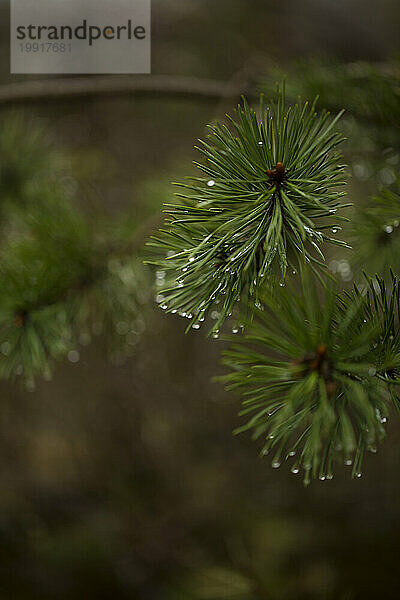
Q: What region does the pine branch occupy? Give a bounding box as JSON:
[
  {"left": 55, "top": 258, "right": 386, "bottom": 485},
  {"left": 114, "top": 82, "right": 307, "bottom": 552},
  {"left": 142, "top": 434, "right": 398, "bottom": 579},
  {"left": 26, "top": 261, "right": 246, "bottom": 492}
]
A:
[
  {"left": 261, "top": 58, "right": 400, "bottom": 128},
  {"left": 0, "top": 117, "right": 150, "bottom": 386},
  {"left": 350, "top": 175, "right": 400, "bottom": 275},
  {"left": 0, "top": 75, "right": 254, "bottom": 108},
  {"left": 148, "top": 86, "right": 349, "bottom": 335},
  {"left": 220, "top": 269, "right": 399, "bottom": 484}
]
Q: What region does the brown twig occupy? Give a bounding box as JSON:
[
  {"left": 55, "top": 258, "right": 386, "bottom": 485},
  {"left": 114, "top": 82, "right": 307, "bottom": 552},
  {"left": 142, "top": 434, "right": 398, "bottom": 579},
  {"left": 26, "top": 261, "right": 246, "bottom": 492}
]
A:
[{"left": 0, "top": 74, "right": 256, "bottom": 107}]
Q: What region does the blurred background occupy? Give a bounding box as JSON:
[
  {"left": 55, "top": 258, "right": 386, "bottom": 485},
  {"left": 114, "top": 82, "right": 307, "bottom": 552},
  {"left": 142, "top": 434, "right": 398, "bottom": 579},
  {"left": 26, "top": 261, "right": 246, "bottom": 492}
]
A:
[{"left": 0, "top": 1, "right": 399, "bottom": 598}]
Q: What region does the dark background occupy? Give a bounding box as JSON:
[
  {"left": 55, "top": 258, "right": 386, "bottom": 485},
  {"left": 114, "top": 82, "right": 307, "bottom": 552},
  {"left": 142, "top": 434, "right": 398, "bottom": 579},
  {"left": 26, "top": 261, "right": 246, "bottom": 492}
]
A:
[{"left": 0, "top": 1, "right": 399, "bottom": 598}]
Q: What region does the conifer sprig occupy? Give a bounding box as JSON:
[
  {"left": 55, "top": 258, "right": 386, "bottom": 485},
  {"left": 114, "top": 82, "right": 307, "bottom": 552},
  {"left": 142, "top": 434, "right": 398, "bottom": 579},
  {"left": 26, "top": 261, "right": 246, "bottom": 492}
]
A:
[
  {"left": 351, "top": 175, "right": 400, "bottom": 275},
  {"left": 148, "top": 87, "right": 349, "bottom": 335},
  {"left": 220, "top": 270, "right": 399, "bottom": 484}
]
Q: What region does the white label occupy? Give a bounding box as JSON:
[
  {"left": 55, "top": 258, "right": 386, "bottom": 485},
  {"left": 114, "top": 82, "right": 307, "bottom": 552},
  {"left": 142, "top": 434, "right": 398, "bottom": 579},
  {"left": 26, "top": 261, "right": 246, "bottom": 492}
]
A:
[{"left": 11, "top": 0, "right": 151, "bottom": 74}]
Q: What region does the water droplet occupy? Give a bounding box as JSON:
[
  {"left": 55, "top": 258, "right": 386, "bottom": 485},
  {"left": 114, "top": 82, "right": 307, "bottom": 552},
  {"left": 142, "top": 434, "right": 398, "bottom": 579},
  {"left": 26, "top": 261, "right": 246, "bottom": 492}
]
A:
[
  {"left": 291, "top": 467, "right": 299, "bottom": 474},
  {"left": 232, "top": 328, "right": 239, "bottom": 334},
  {"left": 182, "top": 267, "right": 188, "bottom": 273},
  {"left": 344, "top": 459, "right": 353, "bottom": 466},
  {"left": 268, "top": 434, "right": 274, "bottom": 440},
  {"left": 258, "top": 141, "right": 263, "bottom": 146},
  {"left": 326, "top": 474, "right": 333, "bottom": 480},
  {"left": 368, "top": 367, "right": 376, "bottom": 376},
  {"left": 279, "top": 280, "right": 286, "bottom": 287},
  {"left": 363, "top": 319, "right": 367, "bottom": 323},
  {"left": 381, "top": 416, "right": 387, "bottom": 423},
  {"left": 160, "top": 304, "right": 168, "bottom": 310},
  {"left": 319, "top": 475, "right": 326, "bottom": 481},
  {"left": 385, "top": 225, "right": 393, "bottom": 234},
  {"left": 329, "top": 208, "right": 337, "bottom": 214},
  {"left": 1, "top": 342, "right": 11, "bottom": 356},
  {"left": 192, "top": 324, "right": 200, "bottom": 330},
  {"left": 207, "top": 180, "right": 216, "bottom": 187},
  {"left": 355, "top": 472, "right": 362, "bottom": 478},
  {"left": 272, "top": 461, "right": 281, "bottom": 469},
  {"left": 292, "top": 269, "right": 297, "bottom": 275},
  {"left": 213, "top": 332, "right": 219, "bottom": 339},
  {"left": 332, "top": 228, "right": 339, "bottom": 234},
  {"left": 26, "top": 379, "right": 35, "bottom": 392},
  {"left": 156, "top": 294, "right": 165, "bottom": 304},
  {"left": 395, "top": 220, "right": 399, "bottom": 227},
  {"left": 68, "top": 350, "right": 80, "bottom": 364},
  {"left": 288, "top": 450, "right": 296, "bottom": 457},
  {"left": 116, "top": 321, "right": 129, "bottom": 335},
  {"left": 171, "top": 309, "right": 177, "bottom": 314},
  {"left": 189, "top": 257, "right": 195, "bottom": 262}
]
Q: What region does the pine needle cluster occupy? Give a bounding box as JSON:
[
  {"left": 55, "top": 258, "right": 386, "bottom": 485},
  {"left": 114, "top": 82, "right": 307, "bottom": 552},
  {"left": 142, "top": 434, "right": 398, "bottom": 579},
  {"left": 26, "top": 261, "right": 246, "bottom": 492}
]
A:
[
  {"left": 220, "top": 271, "right": 400, "bottom": 483},
  {"left": 0, "top": 117, "right": 149, "bottom": 386},
  {"left": 149, "top": 88, "right": 349, "bottom": 335}
]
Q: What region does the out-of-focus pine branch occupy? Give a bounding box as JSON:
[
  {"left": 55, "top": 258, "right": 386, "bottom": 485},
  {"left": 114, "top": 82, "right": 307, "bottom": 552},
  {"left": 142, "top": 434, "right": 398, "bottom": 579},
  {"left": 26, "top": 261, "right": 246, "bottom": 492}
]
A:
[{"left": 0, "top": 116, "right": 150, "bottom": 387}]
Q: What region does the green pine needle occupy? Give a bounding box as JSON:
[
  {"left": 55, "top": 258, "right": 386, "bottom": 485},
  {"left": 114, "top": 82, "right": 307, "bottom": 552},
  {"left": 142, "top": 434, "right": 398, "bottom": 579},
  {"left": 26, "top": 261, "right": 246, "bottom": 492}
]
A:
[
  {"left": 220, "top": 269, "right": 399, "bottom": 484},
  {"left": 148, "top": 86, "right": 349, "bottom": 335}
]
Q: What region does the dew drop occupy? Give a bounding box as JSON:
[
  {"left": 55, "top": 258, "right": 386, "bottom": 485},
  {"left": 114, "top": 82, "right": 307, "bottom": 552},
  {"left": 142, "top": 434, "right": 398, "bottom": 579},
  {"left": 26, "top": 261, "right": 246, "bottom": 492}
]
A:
[
  {"left": 189, "top": 257, "right": 195, "bottom": 262},
  {"left": 1, "top": 342, "right": 11, "bottom": 356},
  {"left": 291, "top": 467, "right": 300, "bottom": 474},
  {"left": 288, "top": 450, "right": 296, "bottom": 457},
  {"left": 344, "top": 459, "right": 353, "bottom": 466},
  {"left": 258, "top": 141, "right": 263, "bottom": 146},
  {"left": 192, "top": 324, "right": 200, "bottom": 330},
  {"left": 279, "top": 280, "right": 286, "bottom": 287},
  {"left": 207, "top": 180, "right": 216, "bottom": 187},
  {"left": 232, "top": 328, "right": 239, "bottom": 334},
  {"left": 160, "top": 304, "right": 168, "bottom": 310},
  {"left": 319, "top": 475, "right": 326, "bottom": 481},
  {"left": 272, "top": 461, "right": 281, "bottom": 469},
  {"left": 355, "top": 472, "right": 362, "bottom": 478},
  {"left": 385, "top": 225, "right": 393, "bottom": 234},
  {"left": 68, "top": 350, "right": 80, "bottom": 364},
  {"left": 332, "top": 228, "right": 339, "bottom": 234}
]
